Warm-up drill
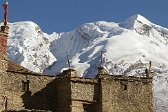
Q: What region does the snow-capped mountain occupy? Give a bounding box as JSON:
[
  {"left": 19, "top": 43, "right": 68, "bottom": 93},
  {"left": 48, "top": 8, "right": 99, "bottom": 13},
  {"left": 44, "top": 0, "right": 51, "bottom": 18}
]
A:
[
  {"left": 8, "top": 21, "right": 56, "bottom": 73},
  {"left": 7, "top": 14, "right": 168, "bottom": 111}
]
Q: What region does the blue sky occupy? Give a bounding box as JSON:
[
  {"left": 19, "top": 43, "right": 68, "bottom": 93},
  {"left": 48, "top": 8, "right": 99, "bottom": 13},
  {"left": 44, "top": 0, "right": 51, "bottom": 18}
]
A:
[{"left": 0, "top": 0, "right": 167, "bottom": 33}]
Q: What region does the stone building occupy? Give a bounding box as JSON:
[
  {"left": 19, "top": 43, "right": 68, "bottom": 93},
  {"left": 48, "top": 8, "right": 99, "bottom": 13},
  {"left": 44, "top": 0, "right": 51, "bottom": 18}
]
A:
[{"left": 0, "top": 2, "right": 153, "bottom": 112}]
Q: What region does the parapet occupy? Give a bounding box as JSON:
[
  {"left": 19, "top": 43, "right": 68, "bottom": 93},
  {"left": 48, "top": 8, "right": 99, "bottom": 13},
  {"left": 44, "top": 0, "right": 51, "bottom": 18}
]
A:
[
  {"left": 95, "top": 65, "right": 153, "bottom": 83},
  {"left": 96, "top": 67, "right": 108, "bottom": 78},
  {"left": 58, "top": 69, "right": 78, "bottom": 78},
  {"left": 109, "top": 75, "right": 152, "bottom": 83}
]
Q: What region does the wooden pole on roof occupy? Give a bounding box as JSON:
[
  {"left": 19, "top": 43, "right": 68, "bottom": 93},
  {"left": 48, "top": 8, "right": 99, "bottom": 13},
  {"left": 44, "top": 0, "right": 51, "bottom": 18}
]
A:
[{"left": 66, "top": 51, "right": 71, "bottom": 69}]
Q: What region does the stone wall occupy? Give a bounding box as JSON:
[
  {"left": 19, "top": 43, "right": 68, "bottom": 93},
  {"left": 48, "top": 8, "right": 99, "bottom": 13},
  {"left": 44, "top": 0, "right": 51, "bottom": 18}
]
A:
[
  {"left": 70, "top": 78, "right": 99, "bottom": 112},
  {"left": 7, "top": 109, "right": 51, "bottom": 112},
  {"left": 0, "top": 61, "right": 153, "bottom": 112},
  {"left": 0, "top": 68, "right": 79, "bottom": 112},
  {"left": 71, "top": 78, "right": 98, "bottom": 102},
  {"left": 100, "top": 76, "right": 153, "bottom": 112},
  {"left": 55, "top": 77, "right": 71, "bottom": 112},
  {"left": 0, "top": 52, "right": 7, "bottom": 75},
  {"left": 0, "top": 71, "right": 56, "bottom": 112}
]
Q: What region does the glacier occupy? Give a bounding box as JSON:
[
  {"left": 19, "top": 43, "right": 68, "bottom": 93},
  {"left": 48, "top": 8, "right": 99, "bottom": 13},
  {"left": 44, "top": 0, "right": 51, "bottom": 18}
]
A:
[{"left": 6, "top": 14, "right": 168, "bottom": 112}]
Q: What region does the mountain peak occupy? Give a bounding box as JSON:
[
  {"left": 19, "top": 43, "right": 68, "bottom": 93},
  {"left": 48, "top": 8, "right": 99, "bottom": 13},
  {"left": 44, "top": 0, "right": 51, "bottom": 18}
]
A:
[
  {"left": 129, "top": 14, "right": 151, "bottom": 24},
  {"left": 120, "top": 14, "right": 152, "bottom": 29}
]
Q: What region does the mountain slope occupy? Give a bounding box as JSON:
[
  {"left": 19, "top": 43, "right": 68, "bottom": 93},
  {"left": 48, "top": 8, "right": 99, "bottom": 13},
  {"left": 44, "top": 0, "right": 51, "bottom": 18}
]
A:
[
  {"left": 8, "top": 21, "right": 56, "bottom": 73},
  {"left": 7, "top": 14, "right": 168, "bottom": 112}
]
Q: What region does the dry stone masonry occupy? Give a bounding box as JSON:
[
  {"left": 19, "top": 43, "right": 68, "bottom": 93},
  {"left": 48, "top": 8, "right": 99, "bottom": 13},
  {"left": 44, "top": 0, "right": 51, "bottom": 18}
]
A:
[{"left": 0, "top": 61, "right": 153, "bottom": 112}]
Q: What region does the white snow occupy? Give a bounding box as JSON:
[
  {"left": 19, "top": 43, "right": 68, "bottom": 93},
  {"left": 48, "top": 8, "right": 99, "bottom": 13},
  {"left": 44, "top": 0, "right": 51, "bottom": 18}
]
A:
[
  {"left": 8, "top": 21, "right": 56, "bottom": 73},
  {"left": 6, "top": 14, "right": 168, "bottom": 112}
]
